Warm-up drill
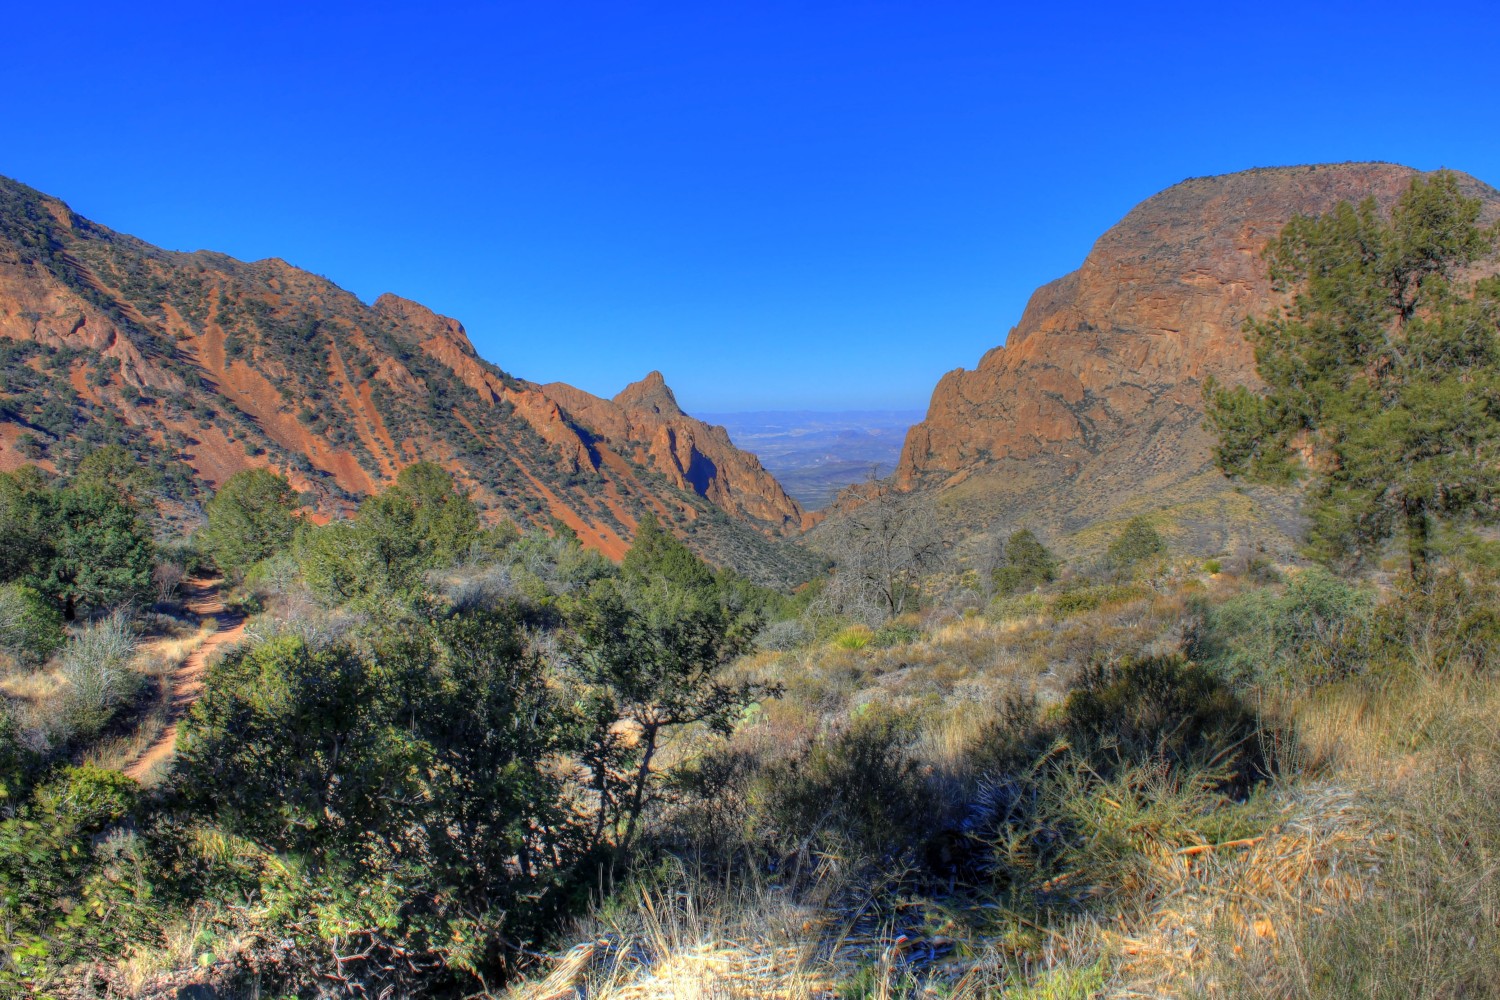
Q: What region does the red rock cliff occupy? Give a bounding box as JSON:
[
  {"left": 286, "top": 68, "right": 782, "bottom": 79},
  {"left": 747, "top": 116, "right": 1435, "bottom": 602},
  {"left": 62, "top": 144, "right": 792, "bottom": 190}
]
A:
[{"left": 896, "top": 163, "right": 1500, "bottom": 489}]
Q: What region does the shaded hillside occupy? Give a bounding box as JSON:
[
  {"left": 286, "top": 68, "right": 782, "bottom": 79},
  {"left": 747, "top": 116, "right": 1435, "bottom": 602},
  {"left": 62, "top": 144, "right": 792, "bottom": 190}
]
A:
[
  {"left": 0, "top": 176, "right": 814, "bottom": 584},
  {"left": 839, "top": 164, "right": 1500, "bottom": 559}
]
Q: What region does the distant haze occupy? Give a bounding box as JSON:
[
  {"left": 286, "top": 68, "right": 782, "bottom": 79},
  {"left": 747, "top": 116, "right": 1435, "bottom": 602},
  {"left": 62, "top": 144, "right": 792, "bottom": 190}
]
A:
[{"left": 699, "top": 410, "right": 925, "bottom": 509}]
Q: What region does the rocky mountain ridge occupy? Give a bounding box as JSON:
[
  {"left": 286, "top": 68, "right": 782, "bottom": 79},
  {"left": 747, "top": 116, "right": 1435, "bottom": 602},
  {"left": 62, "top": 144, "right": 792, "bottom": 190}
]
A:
[
  {"left": 870, "top": 163, "right": 1500, "bottom": 556},
  {"left": 0, "top": 176, "right": 812, "bottom": 582}
]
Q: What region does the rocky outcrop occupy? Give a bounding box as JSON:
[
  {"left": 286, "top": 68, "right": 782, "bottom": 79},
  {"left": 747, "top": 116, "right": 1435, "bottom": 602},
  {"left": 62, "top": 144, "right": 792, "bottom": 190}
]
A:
[
  {"left": 897, "top": 163, "right": 1500, "bottom": 489},
  {"left": 0, "top": 175, "right": 811, "bottom": 581},
  {"left": 546, "top": 373, "right": 814, "bottom": 533}
]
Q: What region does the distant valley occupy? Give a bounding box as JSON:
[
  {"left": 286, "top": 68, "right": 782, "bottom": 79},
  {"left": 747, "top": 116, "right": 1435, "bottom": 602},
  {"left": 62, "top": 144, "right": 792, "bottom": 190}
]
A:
[{"left": 698, "top": 409, "right": 924, "bottom": 509}]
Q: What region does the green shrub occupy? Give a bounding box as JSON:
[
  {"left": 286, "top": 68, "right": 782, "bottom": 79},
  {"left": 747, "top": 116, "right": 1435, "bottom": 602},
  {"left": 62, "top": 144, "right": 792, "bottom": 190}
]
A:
[
  {"left": 1106, "top": 515, "right": 1165, "bottom": 569},
  {"left": 750, "top": 708, "right": 934, "bottom": 861},
  {"left": 1060, "top": 655, "right": 1270, "bottom": 788},
  {"left": 0, "top": 765, "right": 154, "bottom": 988},
  {"left": 871, "top": 621, "right": 922, "bottom": 647},
  {"left": 992, "top": 529, "right": 1060, "bottom": 595},
  {"left": 199, "top": 467, "right": 300, "bottom": 580},
  {"left": 0, "top": 583, "right": 64, "bottom": 666},
  {"left": 1050, "top": 583, "right": 1146, "bottom": 619},
  {"left": 833, "top": 624, "right": 873, "bottom": 649},
  {"left": 1191, "top": 568, "right": 1374, "bottom": 685},
  {"left": 988, "top": 591, "right": 1047, "bottom": 621},
  {"left": 1370, "top": 571, "right": 1500, "bottom": 673},
  {"left": 1203, "top": 559, "right": 1222, "bottom": 575}
]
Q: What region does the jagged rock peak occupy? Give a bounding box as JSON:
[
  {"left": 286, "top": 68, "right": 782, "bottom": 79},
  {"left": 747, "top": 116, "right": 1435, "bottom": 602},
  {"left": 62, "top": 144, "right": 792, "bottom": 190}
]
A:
[{"left": 613, "top": 370, "right": 683, "bottom": 416}]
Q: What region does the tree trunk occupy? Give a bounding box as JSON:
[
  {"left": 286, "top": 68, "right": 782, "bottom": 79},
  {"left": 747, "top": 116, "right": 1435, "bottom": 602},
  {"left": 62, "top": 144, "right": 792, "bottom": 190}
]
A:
[{"left": 1406, "top": 502, "right": 1432, "bottom": 585}]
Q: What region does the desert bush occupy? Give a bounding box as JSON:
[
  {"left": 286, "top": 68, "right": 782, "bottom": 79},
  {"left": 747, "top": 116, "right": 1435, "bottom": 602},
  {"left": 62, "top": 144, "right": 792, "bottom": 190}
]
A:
[
  {"left": 748, "top": 707, "right": 935, "bottom": 864},
  {"left": 0, "top": 765, "right": 155, "bottom": 990},
  {"left": 179, "top": 608, "right": 591, "bottom": 993},
  {"left": 754, "top": 617, "right": 809, "bottom": 651},
  {"left": 59, "top": 610, "right": 140, "bottom": 740},
  {"left": 992, "top": 529, "right": 1060, "bottom": 595},
  {"left": 988, "top": 591, "right": 1047, "bottom": 621},
  {"left": 1191, "top": 568, "right": 1373, "bottom": 685},
  {"left": 0, "top": 582, "right": 64, "bottom": 667},
  {"left": 1050, "top": 582, "right": 1147, "bottom": 619},
  {"left": 1060, "top": 655, "right": 1270, "bottom": 789},
  {"left": 150, "top": 559, "right": 185, "bottom": 605},
  {"left": 1106, "top": 515, "right": 1165, "bottom": 569},
  {"left": 1370, "top": 569, "right": 1500, "bottom": 673},
  {"left": 833, "top": 624, "right": 874, "bottom": 649},
  {"left": 241, "top": 551, "right": 300, "bottom": 599},
  {"left": 871, "top": 621, "right": 922, "bottom": 647}
]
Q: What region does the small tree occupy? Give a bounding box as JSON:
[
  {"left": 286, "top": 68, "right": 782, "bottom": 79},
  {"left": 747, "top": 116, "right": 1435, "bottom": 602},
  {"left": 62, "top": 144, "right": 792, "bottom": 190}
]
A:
[
  {"left": 568, "top": 576, "right": 775, "bottom": 854},
  {"left": 1107, "top": 516, "right": 1165, "bottom": 570},
  {"left": 622, "top": 511, "right": 716, "bottom": 591},
  {"left": 200, "top": 468, "right": 301, "bottom": 580},
  {"left": 829, "top": 489, "right": 942, "bottom": 619},
  {"left": 992, "top": 528, "right": 1059, "bottom": 594},
  {"left": 1207, "top": 170, "right": 1500, "bottom": 580},
  {"left": 37, "top": 484, "right": 154, "bottom": 619}
]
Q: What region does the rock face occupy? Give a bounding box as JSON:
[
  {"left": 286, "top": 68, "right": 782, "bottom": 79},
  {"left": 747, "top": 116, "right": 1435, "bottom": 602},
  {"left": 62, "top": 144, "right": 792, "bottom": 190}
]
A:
[
  {"left": 545, "top": 373, "right": 815, "bottom": 533},
  {"left": 867, "top": 164, "right": 1500, "bottom": 555},
  {"left": 0, "top": 176, "right": 810, "bottom": 581}
]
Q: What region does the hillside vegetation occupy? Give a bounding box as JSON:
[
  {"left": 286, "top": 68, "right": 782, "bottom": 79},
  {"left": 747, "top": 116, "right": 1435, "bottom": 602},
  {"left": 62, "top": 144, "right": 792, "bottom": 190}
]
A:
[{"left": 1, "top": 169, "right": 1498, "bottom": 1000}]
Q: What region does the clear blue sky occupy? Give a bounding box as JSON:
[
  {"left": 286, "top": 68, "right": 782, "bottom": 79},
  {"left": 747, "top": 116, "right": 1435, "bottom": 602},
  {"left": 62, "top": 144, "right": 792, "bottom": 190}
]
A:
[{"left": 7, "top": 2, "right": 1499, "bottom": 410}]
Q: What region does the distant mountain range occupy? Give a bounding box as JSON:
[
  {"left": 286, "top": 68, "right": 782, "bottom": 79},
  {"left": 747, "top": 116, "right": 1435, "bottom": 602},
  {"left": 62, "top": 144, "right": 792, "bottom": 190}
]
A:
[{"left": 699, "top": 410, "right": 924, "bottom": 510}]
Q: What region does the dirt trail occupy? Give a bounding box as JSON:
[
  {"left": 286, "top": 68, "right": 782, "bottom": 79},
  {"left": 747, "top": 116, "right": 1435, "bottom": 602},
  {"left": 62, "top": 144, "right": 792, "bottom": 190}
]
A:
[{"left": 123, "top": 578, "right": 246, "bottom": 782}]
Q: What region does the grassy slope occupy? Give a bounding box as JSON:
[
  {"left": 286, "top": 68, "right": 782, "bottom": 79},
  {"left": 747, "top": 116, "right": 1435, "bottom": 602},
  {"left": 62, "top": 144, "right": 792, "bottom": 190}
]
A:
[{"left": 506, "top": 563, "right": 1500, "bottom": 1000}]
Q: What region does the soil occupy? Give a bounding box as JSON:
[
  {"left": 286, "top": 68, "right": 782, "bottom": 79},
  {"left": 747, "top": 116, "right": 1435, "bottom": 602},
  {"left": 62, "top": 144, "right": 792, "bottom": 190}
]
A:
[{"left": 123, "top": 578, "right": 246, "bottom": 782}]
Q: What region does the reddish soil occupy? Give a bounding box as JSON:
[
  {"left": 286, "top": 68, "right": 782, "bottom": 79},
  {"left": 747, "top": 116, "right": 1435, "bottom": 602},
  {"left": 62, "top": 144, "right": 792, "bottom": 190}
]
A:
[{"left": 123, "top": 578, "right": 246, "bottom": 782}]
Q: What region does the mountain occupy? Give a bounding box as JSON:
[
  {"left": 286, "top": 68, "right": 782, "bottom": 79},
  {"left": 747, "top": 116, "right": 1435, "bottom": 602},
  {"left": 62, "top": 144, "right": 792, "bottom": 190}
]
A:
[
  {"left": 698, "top": 410, "right": 924, "bottom": 510},
  {"left": 0, "top": 176, "right": 814, "bottom": 583},
  {"left": 860, "top": 164, "right": 1500, "bottom": 558}
]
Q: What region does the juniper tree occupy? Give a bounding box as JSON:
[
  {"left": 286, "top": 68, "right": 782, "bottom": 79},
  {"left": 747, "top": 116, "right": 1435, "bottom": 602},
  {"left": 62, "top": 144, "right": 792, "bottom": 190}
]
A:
[{"left": 1207, "top": 171, "right": 1500, "bottom": 580}]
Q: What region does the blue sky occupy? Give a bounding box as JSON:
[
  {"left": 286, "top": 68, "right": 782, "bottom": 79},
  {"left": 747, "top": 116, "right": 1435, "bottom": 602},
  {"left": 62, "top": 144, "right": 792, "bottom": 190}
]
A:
[{"left": 7, "top": 2, "right": 1500, "bottom": 410}]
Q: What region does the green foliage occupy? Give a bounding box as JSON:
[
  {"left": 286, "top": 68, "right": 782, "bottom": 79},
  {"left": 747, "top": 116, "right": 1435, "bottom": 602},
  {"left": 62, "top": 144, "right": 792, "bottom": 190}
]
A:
[
  {"left": 1049, "top": 582, "right": 1146, "bottom": 619},
  {"left": 1207, "top": 171, "right": 1500, "bottom": 578},
  {"left": 992, "top": 528, "right": 1059, "bottom": 594},
  {"left": 1369, "top": 570, "right": 1500, "bottom": 673},
  {"left": 383, "top": 461, "right": 482, "bottom": 566},
  {"left": 200, "top": 467, "right": 300, "bottom": 580},
  {"left": 295, "top": 463, "right": 481, "bottom": 603},
  {"left": 1190, "top": 569, "right": 1375, "bottom": 685},
  {"left": 0, "top": 467, "right": 55, "bottom": 585},
  {"left": 972, "top": 656, "right": 1278, "bottom": 904},
  {"left": 832, "top": 624, "right": 873, "bottom": 649},
  {"left": 179, "top": 608, "right": 586, "bottom": 989},
  {"left": 1105, "top": 515, "right": 1165, "bottom": 569},
  {"left": 58, "top": 611, "right": 140, "bottom": 742},
  {"left": 0, "top": 466, "right": 154, "bottom": 618},
  {"left": 1059, "top": 655, "right": 1270, "bottom": 788},
  {"left": 622, "top": 511, "right": 716, "bottom": 591},
  {"left": 568, "top": 574, "right": 774, "bottom": 851},
  {"left": 750, "top": 708, "right": 933, "bottom": 860},
  {"left": 0, "top": 766, "right": 154, "bottom": 988},
  {"left": 43, "top": 483, "right": 155, "bottom": 618},
  {"left": 0, "top": 583, "right": 64, "bottom": 666}
]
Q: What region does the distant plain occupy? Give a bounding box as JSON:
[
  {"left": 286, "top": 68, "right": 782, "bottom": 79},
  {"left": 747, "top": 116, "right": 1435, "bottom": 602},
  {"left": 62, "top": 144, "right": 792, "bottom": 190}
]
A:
[{"left": 701, "top": 409, "right": 924, "bottom": 509}]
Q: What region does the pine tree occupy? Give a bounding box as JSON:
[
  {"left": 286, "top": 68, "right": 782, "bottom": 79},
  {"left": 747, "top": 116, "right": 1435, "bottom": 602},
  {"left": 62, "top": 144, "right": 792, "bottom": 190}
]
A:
[{"left": 1207, "top": 171, "right": 1500, "bottom": 580}]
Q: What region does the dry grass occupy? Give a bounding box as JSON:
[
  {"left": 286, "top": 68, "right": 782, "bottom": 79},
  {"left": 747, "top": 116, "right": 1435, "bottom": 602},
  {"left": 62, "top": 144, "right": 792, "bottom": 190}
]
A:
[
  {"left": 83, "top": 622, "right": 209, "bottom": 772},
  {"left": 516, "top": 569, "right": 1500, "bottom": 1000}
]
